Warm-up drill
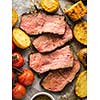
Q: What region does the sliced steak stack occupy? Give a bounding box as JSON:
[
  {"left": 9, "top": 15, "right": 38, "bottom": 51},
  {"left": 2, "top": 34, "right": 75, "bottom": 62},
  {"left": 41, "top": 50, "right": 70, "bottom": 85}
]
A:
[
  {"left": 20, "top": 12, "right": 66, "bottom": 35},
  {"left": 33, "top": 24, "right": 73, "bottom": 53},
  {"left": 22, "top": 11, "right": 79, "bottom": 92},
  {"left": 41, "top": 60, "right": 80, "bottom": 92},
  {"left": 29, "top": 46, "right": 74, "bottom": 74}
]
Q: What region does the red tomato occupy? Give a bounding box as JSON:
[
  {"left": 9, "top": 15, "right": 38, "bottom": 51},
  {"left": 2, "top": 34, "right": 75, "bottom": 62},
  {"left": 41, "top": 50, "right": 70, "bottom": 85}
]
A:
[
  {"left": 12, "top": 42, "right": 15, "bottom": 51},
  {"left": 12, "top": 52, "right": 24, "bottom": 68},
  {"left": 18, "top": 68, "right": 35, "bottom": 86},
  {"left": 12, "top": 83, "right": 26, "bottom": 99},
  {"left": 12, "top": 71, "right": 15, "bottom": 81}
]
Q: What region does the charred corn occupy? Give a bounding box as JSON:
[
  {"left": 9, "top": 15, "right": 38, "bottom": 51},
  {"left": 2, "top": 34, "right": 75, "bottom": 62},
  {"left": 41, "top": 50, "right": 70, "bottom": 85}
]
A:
[{"left": 65, "top": 1, "right": 87, "bottom": 21}]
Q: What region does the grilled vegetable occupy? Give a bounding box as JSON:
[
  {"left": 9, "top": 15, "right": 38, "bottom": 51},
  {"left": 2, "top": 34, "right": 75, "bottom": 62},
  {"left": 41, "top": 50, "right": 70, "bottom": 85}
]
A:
[
  {"left": 77, "top": 48, "right": 87, "bottom": 67},
  {"left": 12, "top": 8, "right": 18, "bottom": 27},
  {"left": 12, "top": 52, "right": 24, "bottom": 68},
  {"left": 12, "top": 83, "right": 26, "bottom": 99},
  {"left": 75, "top": 71, "right": 87, "bottom": 98},
  {"left": 65, "top": 1, "right": 87, "bottom": 21},
  {"left": 12, "top": 28, "right": 31, "bottom": 49},
  {"left": 40, "top": 0, "right": 59, "bottom": 13},
  {"left": 18, "top": 68, "right": 35, "bottom": 86},
  {"left": 73, "top": 21, "right": 87, "bottom": 45}
]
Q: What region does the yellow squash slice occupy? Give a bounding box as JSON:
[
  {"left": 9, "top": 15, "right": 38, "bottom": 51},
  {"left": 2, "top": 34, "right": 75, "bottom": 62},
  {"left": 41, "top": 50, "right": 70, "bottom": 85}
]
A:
[
  {"left": 40, "top": 0, "right": 59, "bottom": 13},
  {"left": 73, "top": 21, "right": 87, "bottom": 45},
  {"left": 77, "top": 48, "right": 87, "bottom": 67},
  {"left": 13, "top": 28, "right": 31, "bottom": 49},
  {"left": 12, "top": 8, "right": 18, "bottom": 27},
  {"left": 65, "top": 1, "right": 87, "bottom": 21},
  {"left": 75, "top": 71, "right": 87, "bottom": 98}
]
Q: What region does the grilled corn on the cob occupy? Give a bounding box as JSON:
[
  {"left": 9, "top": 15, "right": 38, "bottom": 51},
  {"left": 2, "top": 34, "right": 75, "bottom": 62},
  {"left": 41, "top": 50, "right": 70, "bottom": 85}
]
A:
[{"left": 65, "top": 1, "right": 87, "bottom": 21}]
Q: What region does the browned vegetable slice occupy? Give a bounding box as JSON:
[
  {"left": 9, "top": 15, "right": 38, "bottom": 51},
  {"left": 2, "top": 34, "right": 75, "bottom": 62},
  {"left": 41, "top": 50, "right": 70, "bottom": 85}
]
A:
[
  {"left": 13, "top": 28, "right": 31, "bottom": 49},
  {"left": 40, "top": 0, "right": 59, "bottom": 13},
  {"left": 65, "top": 1, "right": 87, "bottom": 21},
  {"left": 77, "top": 48, "right": 87, "bottom": 67},
  {"left": 75, "top": 71, "right": 87, "bottom": 98},
  {"left": 12, "top": 8, "right": 18, "bottom": 27},
  {"left": 73, "top": 21, "right": 87, "bottom": 45}
]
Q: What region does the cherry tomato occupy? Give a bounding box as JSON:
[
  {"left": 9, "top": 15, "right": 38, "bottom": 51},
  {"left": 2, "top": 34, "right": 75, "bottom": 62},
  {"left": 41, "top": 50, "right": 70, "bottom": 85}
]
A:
[
  {"left": 18, "top": 68, "right": 35, "bottom": 86},
  {"left": 12, "top": 83, "right": 26, "bottom": 99},
  {"left": 12, "top": 71, "right": 15, "bottom": 81},
  {"left": 12, "top": 42, "right": 15, "bottom": 51},
  {"left": 12, "top": 52, "right": 24, "bottom": 68}
]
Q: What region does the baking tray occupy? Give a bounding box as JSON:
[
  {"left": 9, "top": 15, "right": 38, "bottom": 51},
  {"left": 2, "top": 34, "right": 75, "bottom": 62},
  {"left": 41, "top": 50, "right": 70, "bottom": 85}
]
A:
[{"left": 12, "top": 0, "right": 87, "bottom": 100}]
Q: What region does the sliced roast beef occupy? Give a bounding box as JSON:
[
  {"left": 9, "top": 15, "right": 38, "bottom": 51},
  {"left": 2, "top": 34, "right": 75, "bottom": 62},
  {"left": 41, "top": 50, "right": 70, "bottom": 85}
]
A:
[
  {"left": 41, "top": 60, "right": 80, "bottom": 92},
  {"left": 29, "top": 46, "right": 74, "bottom": 74},
  {"left": 20, "top": 12, "right": 66, "bottom": 35},
  {"left": 33, "top": 24, "right": 73, "bottom": 53}
]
